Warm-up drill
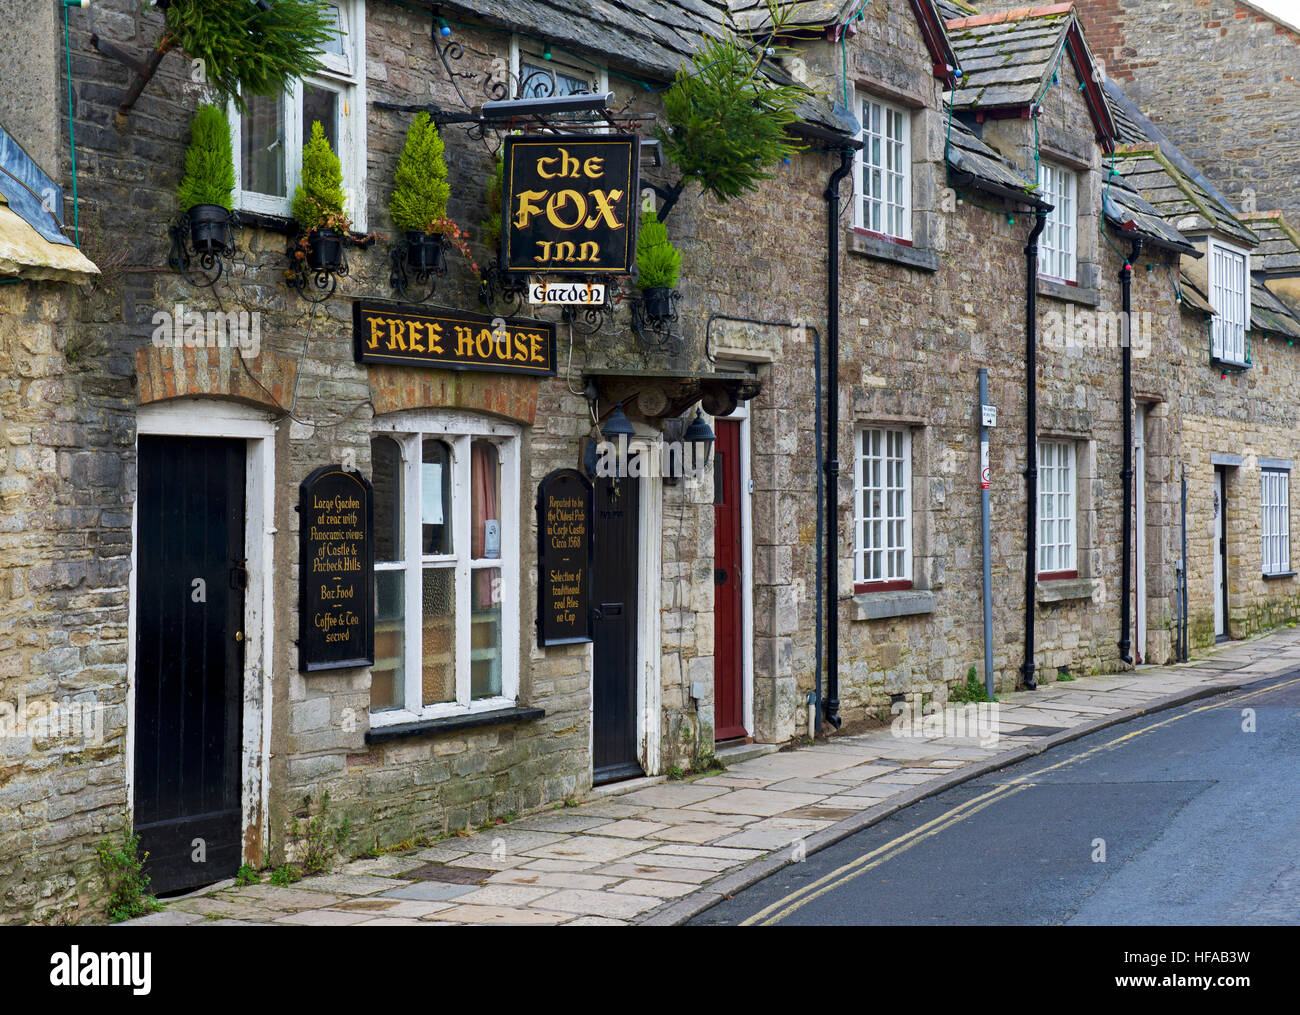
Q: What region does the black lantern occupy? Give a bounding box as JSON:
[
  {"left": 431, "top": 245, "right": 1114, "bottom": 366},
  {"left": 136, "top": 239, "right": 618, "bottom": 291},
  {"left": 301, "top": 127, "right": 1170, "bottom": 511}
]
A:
[
  {"left": 601, "top": 402, "right": 637, "bottom": 442},
  {"left": 682, "top": 409, "right": 715, "bottom": 471}
]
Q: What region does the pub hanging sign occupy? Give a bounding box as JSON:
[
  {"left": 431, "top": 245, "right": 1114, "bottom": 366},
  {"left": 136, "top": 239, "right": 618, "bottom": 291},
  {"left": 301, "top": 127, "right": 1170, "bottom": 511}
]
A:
[
  {"left": 298, "top": 465, "right": 375, "bottom": 672},
  {"left": 353, "top": 299, "right": 556, "bottom": 376},
  {"left": 502, "top": 133, "right": 640, "bottom": 275}
]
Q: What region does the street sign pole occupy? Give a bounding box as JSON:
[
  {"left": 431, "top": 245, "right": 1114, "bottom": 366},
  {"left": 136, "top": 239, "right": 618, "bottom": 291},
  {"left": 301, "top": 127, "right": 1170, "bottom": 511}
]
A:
[{"left": 979, "top": 369, "right": 995, "bottom": 699}]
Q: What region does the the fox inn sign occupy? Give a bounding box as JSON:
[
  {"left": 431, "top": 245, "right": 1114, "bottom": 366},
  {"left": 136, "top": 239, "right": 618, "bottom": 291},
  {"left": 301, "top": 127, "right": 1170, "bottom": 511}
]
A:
[{"left": 502, "top": 134, "right": 640, "bottom": 273}]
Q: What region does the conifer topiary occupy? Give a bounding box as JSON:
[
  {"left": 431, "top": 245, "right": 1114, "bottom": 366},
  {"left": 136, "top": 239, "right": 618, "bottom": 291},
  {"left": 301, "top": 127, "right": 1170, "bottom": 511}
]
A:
[
  {"left": 389, "top": 112, "right": 451, "bottom": 235},
  {"left": 177, "top": 103, "right": 236, "bottom": 212},
  {"left": 655, "top": 7, "right": 807, "bottom": 205},
  {"left": 292, "top": 121, "right": 349, "bottom": 233},
  {"left": 635, "top": 208, "right": 680, "bottom": 290}
]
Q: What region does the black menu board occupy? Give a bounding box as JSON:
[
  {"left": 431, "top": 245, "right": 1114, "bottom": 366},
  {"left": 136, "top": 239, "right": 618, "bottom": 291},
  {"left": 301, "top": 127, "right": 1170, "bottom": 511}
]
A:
[
  {"left": 299, "top": 465, "right": 375, "bottom": 671},
  {"left": 536, "top": 469, "right": 593, "bottom": 646}
]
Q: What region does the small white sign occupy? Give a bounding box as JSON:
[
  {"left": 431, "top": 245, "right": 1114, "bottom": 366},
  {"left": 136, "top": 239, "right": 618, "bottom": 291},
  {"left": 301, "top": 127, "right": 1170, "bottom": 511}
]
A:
[
  {"left": 528, "top": 282, "right": 606, "bottom": 306},
  {"left": 981, "top": 404, "right": 997, "bottom": 428},
  {"left": 483, "top": 519, "right": 500, "bottom": 559}
]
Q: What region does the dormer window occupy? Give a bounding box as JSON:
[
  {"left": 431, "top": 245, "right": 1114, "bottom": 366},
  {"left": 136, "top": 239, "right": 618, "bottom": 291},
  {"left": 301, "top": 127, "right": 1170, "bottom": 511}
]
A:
[
  {"left": 854, "top": 93, "right": 912, "bottom": 241},
  {"left": 1209, "top": 238, "right": 1251, "bottom": 366},
  {"left": 1038, "top": 161, "right": 1077, "bottom": 282}
]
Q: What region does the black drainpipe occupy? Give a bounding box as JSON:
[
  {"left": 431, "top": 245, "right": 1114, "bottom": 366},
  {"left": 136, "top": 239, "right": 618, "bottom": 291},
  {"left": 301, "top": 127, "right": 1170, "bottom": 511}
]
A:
[
  {"left": 1118, "top": 237, "right": 1144, "bottom": 665},
  {"left": 1023, "top": 211, "right": 1047, "bottom": 691},
  {"left": 823, "top": 148, "right": 853, "bottom": 730}
]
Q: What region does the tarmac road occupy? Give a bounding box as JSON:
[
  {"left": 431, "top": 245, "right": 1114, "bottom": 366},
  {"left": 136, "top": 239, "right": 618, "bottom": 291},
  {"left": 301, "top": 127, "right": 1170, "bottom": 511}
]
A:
[{"left": 691, "top": 671, "right": 1300, "bottom": 925}]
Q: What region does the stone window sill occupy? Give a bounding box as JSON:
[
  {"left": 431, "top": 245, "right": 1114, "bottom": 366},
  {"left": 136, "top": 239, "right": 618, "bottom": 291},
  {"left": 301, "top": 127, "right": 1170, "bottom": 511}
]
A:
[
  {"left": 1038, "top": 276, "right": 1100, "bottom": 307},
  {"left": 849, "top": 229, "right": 940, "bottom": 273},
  {"left": 1036, "top": 577, "right": 1100, "bottom": 604},
  {"left": 1262, "top": 570, "right": 1297, "bottom": 581},
  {"left": 853, "top": 589, "right": 935, "bottom": 621},
  {"left": 365, "top": 705, "right": 545, "bottom": 744}
]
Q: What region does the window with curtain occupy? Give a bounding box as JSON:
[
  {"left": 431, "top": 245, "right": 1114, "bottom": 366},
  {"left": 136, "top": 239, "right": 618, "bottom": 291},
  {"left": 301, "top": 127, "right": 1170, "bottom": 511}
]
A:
[{"left": 368, "top": 417, "right": 519, "bottom": 719}]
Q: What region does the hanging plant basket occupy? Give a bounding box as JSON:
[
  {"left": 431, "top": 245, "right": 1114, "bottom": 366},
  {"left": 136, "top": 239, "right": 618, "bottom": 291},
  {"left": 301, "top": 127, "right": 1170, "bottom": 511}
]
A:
[
  {"left": 186, "top": 204, "right": 232, "bottom": 256},
  {"left": 405, "top": 230, "right": 447, "bottom": 273},
  {"left": 641, "top": 286, "right": 675, "bottom": 321},
  {"left": 306, "top": 227, "right": 344, "bottom": 271}
]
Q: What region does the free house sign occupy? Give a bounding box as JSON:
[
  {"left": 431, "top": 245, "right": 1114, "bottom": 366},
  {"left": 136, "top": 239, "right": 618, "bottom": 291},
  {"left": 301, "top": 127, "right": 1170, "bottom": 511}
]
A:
[{"left": 353, "top": 299, "right": 556, "bottom": 376}]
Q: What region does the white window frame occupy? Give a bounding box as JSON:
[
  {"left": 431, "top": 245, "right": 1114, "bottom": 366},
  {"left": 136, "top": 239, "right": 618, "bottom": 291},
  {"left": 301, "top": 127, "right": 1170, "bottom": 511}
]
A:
[
  {"left": 1038, "top": 161, "right": 1078, "bottom": 282},
  {"left": 854, "top": 426, "right": 913, "bottom": 586},
  {"left": 854, "top": 93, "right": 912, "bottom": 241},
  {"left": 1208, "top": 238, "right": 1251, "bottom": 365},
  {"left": 369, "top": 411, "right": 521, "bottom": 725},
  {"left": 1262, "top": 467, "right": 1290, "bottom": 576},
  {"left": 228, "top": 0, "right": 367, "bottom": 229},
  {"left": 1038, "top": 440, "right": 1077, "bottom": 575}
]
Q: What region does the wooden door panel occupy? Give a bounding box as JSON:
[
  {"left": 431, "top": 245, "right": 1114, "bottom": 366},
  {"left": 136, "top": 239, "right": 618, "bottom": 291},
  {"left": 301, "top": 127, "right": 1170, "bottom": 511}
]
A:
[
  {"left": 134, "top": 436, "right": 245, "bottom": 894},
  {"left": 714, "top": 420, "right": 746, "bottom": 741},
  {"left": 592, "top": 476, "right": 642, "bottom": 783}
]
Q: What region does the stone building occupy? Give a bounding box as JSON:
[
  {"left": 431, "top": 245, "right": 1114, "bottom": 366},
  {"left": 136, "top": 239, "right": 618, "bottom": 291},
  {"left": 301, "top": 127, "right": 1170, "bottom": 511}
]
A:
[
  {"left": 1066, "top": 0, "right": 1300, "bottom": 223},
  {"left": 2, "top": 0, "right": 1300, "bottom": 924}
]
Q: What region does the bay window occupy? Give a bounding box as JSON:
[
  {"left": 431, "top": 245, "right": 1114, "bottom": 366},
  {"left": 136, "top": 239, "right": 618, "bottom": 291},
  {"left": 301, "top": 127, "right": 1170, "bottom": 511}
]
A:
[
  {"left": 230, "top": 0, "right": 367, "bottom": 228},
  {"left": 370, "top": 413, "right": 520, "bottom": 721}
]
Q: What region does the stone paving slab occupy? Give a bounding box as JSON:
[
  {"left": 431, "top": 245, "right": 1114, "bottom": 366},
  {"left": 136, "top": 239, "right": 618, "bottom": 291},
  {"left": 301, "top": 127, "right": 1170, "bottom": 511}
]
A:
[{"left": 120, "top": 625, "right": 1300, "bottom": 928}]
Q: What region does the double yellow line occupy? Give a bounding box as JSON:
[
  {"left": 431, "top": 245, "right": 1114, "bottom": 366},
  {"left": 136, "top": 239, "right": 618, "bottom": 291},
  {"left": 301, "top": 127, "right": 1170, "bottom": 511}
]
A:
[{"left": 741, "top": 675, "right": 1300, "bottom": 926}]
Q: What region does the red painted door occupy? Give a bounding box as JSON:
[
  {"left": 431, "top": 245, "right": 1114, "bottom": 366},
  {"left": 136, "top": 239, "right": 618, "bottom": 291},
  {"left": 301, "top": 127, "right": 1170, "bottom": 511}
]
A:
[{"left": 713, "top": 419, "right": 746, "bottom": 741}]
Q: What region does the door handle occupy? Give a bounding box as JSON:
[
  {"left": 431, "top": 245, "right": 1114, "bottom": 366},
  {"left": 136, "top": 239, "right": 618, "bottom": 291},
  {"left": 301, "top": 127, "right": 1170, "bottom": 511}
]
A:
[
  {"left": 234, "top": 631, "right": 244, "bottom": 643},
  {"left": 598, "top": 603, "right": 623, "bottom": 617}
]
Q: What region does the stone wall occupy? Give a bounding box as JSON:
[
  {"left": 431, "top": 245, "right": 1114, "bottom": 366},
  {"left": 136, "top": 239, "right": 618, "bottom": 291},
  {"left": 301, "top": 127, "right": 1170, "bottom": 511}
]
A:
[{"left": 1070, "top": 0, "right": 1300, "bottom": 221}]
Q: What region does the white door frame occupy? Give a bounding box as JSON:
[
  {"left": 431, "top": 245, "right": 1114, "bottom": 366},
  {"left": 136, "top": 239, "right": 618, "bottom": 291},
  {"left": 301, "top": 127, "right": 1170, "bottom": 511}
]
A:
[
  {"left": 1213, "top": 467, "right": 1226, "bottom": 638},
  {"left": 1135, "top": 404, "right": 1147, "bottom": 662},
  {"left": 719, "top": 405, "right": 755, "bottom": 738},
  {"left": 637, "top": 461, "right": 663, "bottom": 776},
  {"left": 586, "top": 428, "right": 663, "bottom": 779},
  {"left": 128, "top": 399, "right": 277, "bottom": 867}
]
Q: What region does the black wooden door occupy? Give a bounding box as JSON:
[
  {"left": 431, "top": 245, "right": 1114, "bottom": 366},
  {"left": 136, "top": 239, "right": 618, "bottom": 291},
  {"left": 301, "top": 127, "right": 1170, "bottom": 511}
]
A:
[
  {"left": 592, "top": 475, "right": 643, "bottom": 784},
  {"left": 134, "top": 436, "right": 246, "bottom": 894}
]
